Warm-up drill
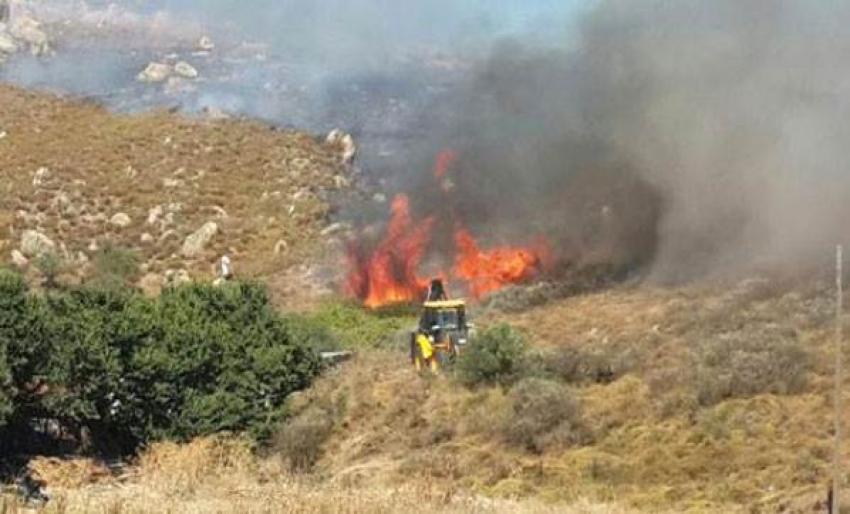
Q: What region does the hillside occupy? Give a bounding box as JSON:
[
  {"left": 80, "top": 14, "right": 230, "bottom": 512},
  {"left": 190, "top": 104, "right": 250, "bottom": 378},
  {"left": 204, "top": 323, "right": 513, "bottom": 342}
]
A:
[
  {"left": 276, "top": 279, "right": 838, "bottom": 513},
  {"left": 9, "top": 277, "right": 840, "bottom": 513},
  {"left": 0, "top": 85, "right": 351, "bottom": 303}
]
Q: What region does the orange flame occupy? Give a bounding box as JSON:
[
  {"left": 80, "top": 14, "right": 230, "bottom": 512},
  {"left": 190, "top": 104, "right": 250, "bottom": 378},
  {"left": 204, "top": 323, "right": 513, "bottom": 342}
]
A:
[
  {"left": 346, "top": 150, "right": 553, "bottom": 308},
  {"left": 453, "top": 228, "right": 547, "bottom": 298},
  {"left": 433, "top": 149, "right": 457, "bottom": 180},
  {"left": 346, "top": 194, "right": 434, "bottom": 308}
]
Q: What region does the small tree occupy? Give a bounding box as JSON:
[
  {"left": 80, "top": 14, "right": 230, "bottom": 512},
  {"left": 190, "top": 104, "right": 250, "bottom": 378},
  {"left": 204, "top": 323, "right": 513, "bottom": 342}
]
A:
[
  {"left": 456, "top": 324, "right": 527, "bottom": 387},
  {"left": 34, "top": 251, "right": 64, "bottom": 289},
  {"left": 89, "top": 244, "right": 140, "bottom": 291}
]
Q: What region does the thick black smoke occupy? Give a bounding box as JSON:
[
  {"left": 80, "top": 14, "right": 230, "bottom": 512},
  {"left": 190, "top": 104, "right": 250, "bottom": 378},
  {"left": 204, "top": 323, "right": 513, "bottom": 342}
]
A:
[{"left": 400, "top": 0, "right": 850, "bottom": 281}]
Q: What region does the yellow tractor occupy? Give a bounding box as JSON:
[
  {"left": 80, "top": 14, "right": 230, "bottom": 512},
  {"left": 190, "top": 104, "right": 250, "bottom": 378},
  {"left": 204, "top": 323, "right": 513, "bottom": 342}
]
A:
[{"left": 410, "top": 298, "right": 472, "bottom": 373}]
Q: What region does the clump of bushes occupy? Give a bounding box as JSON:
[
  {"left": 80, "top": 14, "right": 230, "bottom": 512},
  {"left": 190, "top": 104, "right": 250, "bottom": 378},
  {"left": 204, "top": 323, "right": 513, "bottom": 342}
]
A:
[
  {"left": 0, "top": 269, "right": 325, "bottom": 454},
  {"left": 693, "top": 327, "right": 809, "bottom": 406},
  {"left": 501, "top": 377, "right": 583, "bottom": 453},
  {"left": 303, "top": 301, "right": 414, "bottom": 349},
  {"left": 456, "top": 324, "right": 528, "bottom": 387},
  {"left": 88, "top": 243, "right": 140, "bottom": 290},
  {"left": 540, "top": 344, "right": 639, "bottom": 385},
  {"left": 275, "top": 405, "right": 338, "bottom": 471}
]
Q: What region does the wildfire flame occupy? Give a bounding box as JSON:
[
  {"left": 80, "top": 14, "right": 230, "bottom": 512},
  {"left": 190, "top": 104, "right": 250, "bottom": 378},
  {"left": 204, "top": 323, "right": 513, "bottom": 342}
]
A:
[
  {"left": 433, "top": 149, "right": 457, "bottom": 180},
  {"left": 345, "top": 151, "right": 551, "bottom": 308},
  {"left": 345, "top": 194, "right": 434, "bottom": 308},
  {"left": 453, "top": 228, "right": 546, "bottom": 298}
]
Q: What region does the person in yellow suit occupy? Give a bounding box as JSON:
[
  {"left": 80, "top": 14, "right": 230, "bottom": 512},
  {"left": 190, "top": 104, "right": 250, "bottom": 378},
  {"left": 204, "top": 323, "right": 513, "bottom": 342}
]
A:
[{"left": 415, "top": 331, "right": 439, "bottom": 373}]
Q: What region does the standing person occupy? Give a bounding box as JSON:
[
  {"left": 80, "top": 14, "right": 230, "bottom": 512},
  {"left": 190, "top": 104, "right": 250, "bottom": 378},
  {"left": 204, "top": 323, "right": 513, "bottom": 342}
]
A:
[{"left": 219, "top": 255, "right": 233, "bottom": 281}]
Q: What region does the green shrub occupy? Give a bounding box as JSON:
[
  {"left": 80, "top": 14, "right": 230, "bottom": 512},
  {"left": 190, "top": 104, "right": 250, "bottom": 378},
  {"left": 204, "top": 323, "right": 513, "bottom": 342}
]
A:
[
  {"left": 0, "top": 270, "right": 40, "bottom": 430},
  {"left": 501, "top": 377, "right": 583, "bottom": 453},
  {"left": 693, "top": 327, "right": 809, "bottom": 406},
  {"left": 88, "top": 244, "right": 140, "bottom": 290},
  {"left": 0, "top": 272, "right": 326, "bottom": 453},
  {"left": 34, "top": 251, "right": 65, "bottom": 289},
  {"left": 456, "top": 324, "right": 527, "bottom": 387},
  {"left": 304, "top": 300, "right": 414, "bottom": 349}
]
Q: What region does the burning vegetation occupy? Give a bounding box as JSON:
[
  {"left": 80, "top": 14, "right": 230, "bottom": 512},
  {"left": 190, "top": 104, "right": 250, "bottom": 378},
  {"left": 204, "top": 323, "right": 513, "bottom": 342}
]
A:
[{"left": 346, "top": 151, "right": 552, "bottom": 308}]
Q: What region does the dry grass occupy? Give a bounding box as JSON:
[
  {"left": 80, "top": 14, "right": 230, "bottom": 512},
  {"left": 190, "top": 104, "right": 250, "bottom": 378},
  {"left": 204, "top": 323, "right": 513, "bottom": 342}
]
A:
[
  {"left": 0, "top": 85, "right": 348, "bottom": 304},
  {"left": 2, "top": 436, "right": 643, "bottom": 514},
  {"left": 262, "top": 279, "right": 843, "bottom": 512}
]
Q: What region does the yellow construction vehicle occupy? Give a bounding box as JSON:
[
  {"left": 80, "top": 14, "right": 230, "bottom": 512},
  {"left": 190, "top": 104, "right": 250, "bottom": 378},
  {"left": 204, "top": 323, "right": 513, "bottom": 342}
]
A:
[{"left": 410, "top": 298, "right": 472, "bottom": 373}]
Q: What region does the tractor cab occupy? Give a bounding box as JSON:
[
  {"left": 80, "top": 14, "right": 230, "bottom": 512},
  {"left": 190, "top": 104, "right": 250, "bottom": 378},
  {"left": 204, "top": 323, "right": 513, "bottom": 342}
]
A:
[{"left": 410, "top": 298, "right": 473, "bottom": 373}]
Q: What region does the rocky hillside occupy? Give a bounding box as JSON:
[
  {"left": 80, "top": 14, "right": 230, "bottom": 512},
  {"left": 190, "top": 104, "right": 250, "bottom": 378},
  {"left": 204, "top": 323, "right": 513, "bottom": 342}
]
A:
[{"left": 0, "top": 85, "right": 353, "bottom": 301}]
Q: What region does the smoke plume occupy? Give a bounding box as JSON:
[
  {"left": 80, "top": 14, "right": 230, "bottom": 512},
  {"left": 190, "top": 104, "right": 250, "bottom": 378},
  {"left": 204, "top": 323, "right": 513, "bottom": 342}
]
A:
[
  {"left": 7, "top": 0, "right": 850, "bottom": 284},
  {"left": 397, "top": 0, "right": 850, "bottom": 282}
]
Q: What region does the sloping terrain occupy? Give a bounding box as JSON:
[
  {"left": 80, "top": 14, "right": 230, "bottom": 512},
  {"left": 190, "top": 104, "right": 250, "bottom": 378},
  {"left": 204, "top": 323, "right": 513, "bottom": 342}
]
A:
[
  {"left": 275, "top": 279, "right": 839, "bottom": 513},
  {"left": 11, "top": 278, "right": 839, "bottom": 513},
  {"left": 0, "top": 85, "right": 350, "bottom": 301}
]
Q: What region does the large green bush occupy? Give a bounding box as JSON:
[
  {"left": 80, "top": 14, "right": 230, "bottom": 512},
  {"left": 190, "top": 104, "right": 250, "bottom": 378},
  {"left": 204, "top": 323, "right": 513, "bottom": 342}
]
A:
[
  {"left": 456, "top": 324, "right": 527, "bottom": 387},
  {"left": 0, "top": 273, "right": 325, "bottom": 454}
]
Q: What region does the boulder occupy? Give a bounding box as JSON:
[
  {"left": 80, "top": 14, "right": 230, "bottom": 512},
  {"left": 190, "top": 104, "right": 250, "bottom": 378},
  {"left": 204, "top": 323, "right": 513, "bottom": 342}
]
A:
[
  {"left": 140, "top": 233, "right": 154, "bottom": 244},
  {"left": 164, "top": 269, "right": 191, "bottom": 287},
  {"left": 32, "top": 167, "right": 51, "bottom": 187},
  {"left": 138, "top": 272, "right": 163, "bottom": 297},
  {"left": 320, "top": 222, "right": 348, "bottom": 237},
  {"left": 20, "top": 230, "right": 55, "bottom": 258},
  {"left": 197, "top": 35, "right": 215, "bottom": 52},
  {"left": 173, "top": 61, "right": 198, "bottom": 79},
  {"left": 109, "top": 213, "right": 132, "bottom": 228},
  {"left": 50, "top": 192, "right": 73, "bottom": 216},
  {"left": 137, "top": 62, "right": 171, "bottom": 83},
  {"left": 326, "top": 129, "right": 357, "bottom": 164},
  {"left": 0, "top": 31, "right": 17, "bottom": 54},
  {"left": 181, "top": 222, "right": 218, "bottom": 258},
  {"left": 11, "top": 17, "right": 49, "bottom": 56},
  {"left": 147, "top": 205, "right": 163, "bottom": 225},
  {"left": 10, "top": 249, "right": 28, "bottom": 268},
  {"left": 273, "top": 239, "right": 288, "bottom": 255}
]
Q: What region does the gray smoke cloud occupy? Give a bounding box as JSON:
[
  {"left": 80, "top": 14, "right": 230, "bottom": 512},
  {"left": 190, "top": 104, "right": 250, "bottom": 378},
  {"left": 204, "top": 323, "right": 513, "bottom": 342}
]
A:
[{"left": 399, "top": 0, "right": 850, "bottom": 282}]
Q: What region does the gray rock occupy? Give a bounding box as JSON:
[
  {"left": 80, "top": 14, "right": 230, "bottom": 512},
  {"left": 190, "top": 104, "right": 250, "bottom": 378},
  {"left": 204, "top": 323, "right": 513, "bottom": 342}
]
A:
[
  {"left": 0, "top": 31, "right": 17, "bottom": 54},
  {"left": 164, "top": 269, "right": 191, "bottom": 287},
  {"left": 137, "top": 62, "right": 171, "bottom": 83},
  {"left": 181, "top": 222, "right": 218, "bottom": 258},
  {"left": 320, "top": 222, "right": 348, "bottom": 237},
  {"left": 147, "top": 205, "right": 163, "bottom": 225},
  {"left": 10, "top": 249, "right": 28, "bottom": 268},
  {"left": 20, "top": 230, "right": 55, "bottom": 258},
  {"left": 32, "top": 167, "right": 51, "bottom": 187},
  {"left": 109, "top": 213, "right": 132, "bottom": 228},
  {"left": 138, "top": 273, "right": 163, "bottom": 297},
  {"left": 274, "top": 239, "right": 288, "bottom": 255},
  {"left": 326, "top": 129, "right": 357, "bottom": 164},
  {"left": 197, "top": 35, "right": 215, "bottom": 52},
  {"left": 11, "top": 17, "right": 49, "bottom": 56},
  {"left": 173, "top": 61, "right": 198, "bottom": 79}
]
